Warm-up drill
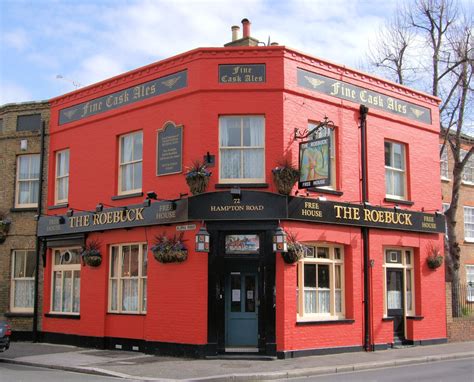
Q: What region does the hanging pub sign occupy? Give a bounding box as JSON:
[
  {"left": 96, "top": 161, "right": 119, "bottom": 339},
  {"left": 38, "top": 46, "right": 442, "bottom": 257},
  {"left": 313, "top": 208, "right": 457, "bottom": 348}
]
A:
[
  {"left": 157, "top": 121, "right": 183, "bottom": 176},
  {"left": 298, "top": 136, "right": 331, "bottom": 189}
]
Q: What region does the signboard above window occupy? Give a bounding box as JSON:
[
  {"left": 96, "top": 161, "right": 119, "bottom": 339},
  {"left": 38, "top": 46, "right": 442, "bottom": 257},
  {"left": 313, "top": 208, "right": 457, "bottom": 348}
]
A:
[{"left": 225, "top": 234, "right": 260, "bottom": 254}]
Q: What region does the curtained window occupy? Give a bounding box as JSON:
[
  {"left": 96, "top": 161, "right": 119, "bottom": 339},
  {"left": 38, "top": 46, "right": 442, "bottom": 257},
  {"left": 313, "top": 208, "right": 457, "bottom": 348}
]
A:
[
  {"left": 297, "top": 245, "right": 344, "bottom": 320},
  {"left": 11, "top": 250, "right": 36, "bottom": 312},
  {"left": 55, "top": 149, "right": 69, "bottom": 204},
  {"left": 219, "top": 116, "right": 264, "bottom": 183},
  {"left": 109, "top": 243, "right": 147, "bottom": 314},
  {"left": 119, "top": 131, "right": 143, "bottom": 194},
  {"left": 51, "top": 248, "right": 81, "bottom": 314},
  {"left": 15, "top": 154, "right": 40, "bottom": 208},
  {"left": 385, "top": 141, "right": 407, "bottom": 200}
]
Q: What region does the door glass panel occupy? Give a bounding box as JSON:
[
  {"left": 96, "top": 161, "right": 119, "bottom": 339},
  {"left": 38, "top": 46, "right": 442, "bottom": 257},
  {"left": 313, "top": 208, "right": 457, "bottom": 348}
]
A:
[
  {"left": 230, "top": 274, "right": 241, "bottom": 312},
  {"left": 387, "top": 271, "right": 402, "bottom": 309},
  {"left": 406, "top": 269, "right": 412, "bottom": 311},
  {"left": 245, "top": 275, "right": 256, "bottom": 312}
]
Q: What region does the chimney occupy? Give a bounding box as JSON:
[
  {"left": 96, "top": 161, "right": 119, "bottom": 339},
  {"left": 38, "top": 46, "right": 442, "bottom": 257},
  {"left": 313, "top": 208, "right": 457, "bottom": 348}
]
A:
[
  {"left": 242, "top": 18, "right": 251, "bottom": 38},
  {"left": 231, "top": 25, "right": 240, "bottom": 42}
]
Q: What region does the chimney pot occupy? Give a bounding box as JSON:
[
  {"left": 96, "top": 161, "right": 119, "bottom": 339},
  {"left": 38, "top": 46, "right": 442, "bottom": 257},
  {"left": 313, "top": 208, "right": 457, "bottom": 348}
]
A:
[
  {"left": 231, "top": 25, "right": 240, "bottom": 41},
  {"left": 241, "top": 18, "right": 251, "bottom": 38}
]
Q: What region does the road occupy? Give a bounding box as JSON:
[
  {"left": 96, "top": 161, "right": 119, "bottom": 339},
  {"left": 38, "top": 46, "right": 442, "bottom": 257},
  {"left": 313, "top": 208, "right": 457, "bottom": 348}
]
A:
[{"left": 282, "top": 357, "right": 474, "bottom": 381}]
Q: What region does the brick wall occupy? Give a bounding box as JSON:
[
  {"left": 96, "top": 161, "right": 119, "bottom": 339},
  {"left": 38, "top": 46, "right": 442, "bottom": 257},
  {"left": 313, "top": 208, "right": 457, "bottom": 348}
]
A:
[{"left": 445, "top": 282, "right": 474, "bottom": 341}]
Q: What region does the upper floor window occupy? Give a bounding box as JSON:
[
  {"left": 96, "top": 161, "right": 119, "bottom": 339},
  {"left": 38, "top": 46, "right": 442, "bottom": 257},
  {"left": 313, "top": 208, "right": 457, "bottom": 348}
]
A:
[
  {"left": 15, "top": 154, "right": 40, "bottom": 208},
  {"left": 464, "top": 206, "right": 474, "bottom": 242},
  {"left": 109, "top": 243, "right": 147, "bottom": 314},
  {"left": 17, "top": 114, "right": 41, "bottom": 132},
  {"left": 51, "top": 248, "right": 81, "bottom": 314},
  {"left": 306, "top": 122, "right": 336, "bottom": 189},
  {"left": 385, "top": 141, "right": 407, "bottom": 200},
  {"left": 219, "top": 116, "right": 265, "bottom": 183},
  {"left": 297, "top": 244, "right": 344, "bottom": 320},
  {"left": 119, "top": 131, "right": 143, "bottom": 194},
  {"left": 55, "top": 149, "right": 69, "bottom": 204},
  {"left": 11, "top": 250, "right": 36, "bottom": 312},
  {"left": 461, "top": 149, "right": 473, "bottom": 184},
  {"left": 440, "top": 144, "right": 449, "bottom": 180},
  {"left": 0, "top": 118, "right": 3, "bottom": 132}
]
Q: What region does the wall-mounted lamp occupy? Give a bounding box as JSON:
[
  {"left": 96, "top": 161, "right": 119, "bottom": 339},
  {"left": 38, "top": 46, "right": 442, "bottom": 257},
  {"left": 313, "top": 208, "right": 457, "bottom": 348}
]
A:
[
  {"left": 273, "top": 226, "right": 288, "bottom": 253},
  {"left": 230, "top": 187, "right": 241, "bottom": 201},
  {"left": 146, "top": 191, "right": 158, "bottom": 200},
  {"left": 195, "top": 226, "right": 210, "bottom": 252},
  {"left": 370, "top": 259, "right": 375, "bottom": 268},
  {"left": 317, "top": 196, "right": 327, "bottom": 202},
  {"left": 363, "top": 201, "right": 372, "bottom": 208},
  {"left": 66, "top": 209, "right": 74, "bottom": 217},
  {"left": 394, "top": 205, "right": 401, "bottom": 212},
  {"left": 203, "top": 151, "right": 215, "bottom": 167},
  {"left": 96, "top": 202, "right": 127, "bottom": 213},
  {"left": 435, "top": 210, "right": 441, "bottom": 217}
]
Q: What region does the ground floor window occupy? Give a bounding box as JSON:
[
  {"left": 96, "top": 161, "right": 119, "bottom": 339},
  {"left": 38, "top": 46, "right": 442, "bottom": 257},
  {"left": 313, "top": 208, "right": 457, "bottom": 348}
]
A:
[
  {"left": 383, "top": 248, "right": 414, "bottom": 316},
  {"left": 11, "top": 250, "right": 36, "bottom": 312},
  {"left": 51, "top": 248, "right": 81, "bottom": 314},
  {"left": 466, "top": 265, "right": 474, "bottom": 302},
  {"left": 297, "top": 244, "right": 344, "bottom": 320},
  {"left": 109, "top": 243, "right": 147, "bottom": 314}
]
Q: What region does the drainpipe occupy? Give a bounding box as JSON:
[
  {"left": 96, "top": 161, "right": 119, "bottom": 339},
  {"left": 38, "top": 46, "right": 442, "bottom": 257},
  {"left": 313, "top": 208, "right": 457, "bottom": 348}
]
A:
[
  {"left": 359, "top": 104, "right": 371, "bottom": 351},
  {"left": 33, "top": 120, "right": 46, "bottom": 342}
]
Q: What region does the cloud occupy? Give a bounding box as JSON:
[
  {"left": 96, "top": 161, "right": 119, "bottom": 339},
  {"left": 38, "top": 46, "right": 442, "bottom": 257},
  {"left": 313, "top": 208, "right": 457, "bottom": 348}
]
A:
[
  {"left": 2, "top": 29, "right": 29, "bottom": 51},
  {"left": 0, "top": 82, "right": 33, "bottom": 105}
]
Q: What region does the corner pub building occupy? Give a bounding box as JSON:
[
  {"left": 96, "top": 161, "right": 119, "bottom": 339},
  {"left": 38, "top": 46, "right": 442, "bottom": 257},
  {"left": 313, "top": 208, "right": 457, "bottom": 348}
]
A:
[{"left": 37, "top": 20, "right": 446, "bottom": 358}]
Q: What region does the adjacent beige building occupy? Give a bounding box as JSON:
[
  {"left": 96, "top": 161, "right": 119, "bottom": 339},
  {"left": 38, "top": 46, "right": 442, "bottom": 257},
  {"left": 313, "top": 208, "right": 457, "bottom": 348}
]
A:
[{"left": 0, "top": 101, "right": 49, "bottom": 339}]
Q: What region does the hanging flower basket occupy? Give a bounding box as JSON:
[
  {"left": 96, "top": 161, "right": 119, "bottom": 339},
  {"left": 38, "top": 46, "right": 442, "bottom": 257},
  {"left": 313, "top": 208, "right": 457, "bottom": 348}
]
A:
[
  {"left": 281, "top": 232, "right": 306, "bottom": 264},
  {"left": 272, "top": 161, "right": 300, "bottom": 195},
  {"left": 81, "top": 239, "right": 102, "bottom": 267},
  {"left": 426, "top": 242, "right": 443, "bottom": 269},
  {"left": 151, "top": 232, "right": 188, "bottom": 264},
  {"left": 185, "top": 161, "right": 211, "bottom": 195},
  {"left": 0, "top": 217, "right": 11, "bottom": 245}
]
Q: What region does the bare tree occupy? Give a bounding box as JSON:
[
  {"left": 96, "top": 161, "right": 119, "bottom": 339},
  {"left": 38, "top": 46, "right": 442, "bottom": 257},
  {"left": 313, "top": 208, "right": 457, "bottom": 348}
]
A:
[{"left": 367, "top": 0, "right": 473, "bottom": 317}]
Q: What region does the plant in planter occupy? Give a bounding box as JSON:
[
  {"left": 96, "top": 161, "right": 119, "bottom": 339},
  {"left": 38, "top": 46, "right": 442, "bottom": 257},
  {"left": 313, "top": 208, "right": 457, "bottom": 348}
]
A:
[
  {"left": 185, "top": 161, "right": 212, "bottom": 195},
  {"left": 426, "top": 242, "right": 443, "bottom": 269},
  {"left": 272, "top": 160, "right": 300, "bottom": 195},
  {"left": 281, "top": 231, "right": 306, "bottom": 264},
  {"left": 0, "top": 212, "right": 11, "bottom": 244},
  {"left": 151, "top": 232, "right": 188, "bottom": 264},
  {"left": 81, "top": 239, "right": 102, "bottom": 267}
]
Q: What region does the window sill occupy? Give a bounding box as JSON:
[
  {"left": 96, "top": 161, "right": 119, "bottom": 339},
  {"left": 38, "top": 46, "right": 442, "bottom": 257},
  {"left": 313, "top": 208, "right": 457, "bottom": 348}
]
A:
[
  {"left": 441, "top": 178, "right": 450, "bottom": 183},
  {"left": 296, "top": 318, "right": 354, "bottom": 326},
  {"left": 48, "top": 203, "right": 69, "bottom": 210},
  {"left": 384, "top": 198, "right": 414, "bottom": 206},
  {"left": 4, "top": 312, "right": 34, "bottom": 318},
  {"left": 106, "top": 312, "right": 146, "bottom": 316},
  {"left": 306, "top": 188, "right": 343, "bottom": 196},
  {"left": 111, "top": 192, "right": 143, "bottom": 201},
  {"left": 215, "top": 183, "right": 269, "bottom": 189},
  {"left": 406, "top": 315, "right": 424, "bottom": 321},
  {"left": 464, "top": 239, "right": 474, "bottom": 244},
  {"left": 10, "top": 207, "right": 38, "bottom": 212},
  {"left": 461, "top": 181, "right": 474, "bottom": 187},
  {"left": 382, "top": 316, "right": 395, "bottom": 321},
  {"left": 45, "top": 313, "right": 80, "bottom": 319}
]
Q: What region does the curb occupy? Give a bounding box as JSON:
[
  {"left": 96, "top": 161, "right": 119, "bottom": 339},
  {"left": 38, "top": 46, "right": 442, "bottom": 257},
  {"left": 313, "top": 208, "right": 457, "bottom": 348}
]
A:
[{"left": 1, "top": 352, "right": 473, "bottom": 381}]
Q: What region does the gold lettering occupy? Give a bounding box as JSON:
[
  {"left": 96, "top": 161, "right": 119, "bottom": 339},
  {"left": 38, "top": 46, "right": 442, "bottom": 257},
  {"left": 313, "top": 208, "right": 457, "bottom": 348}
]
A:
[
  {"left": 113, "top": 211, "right": 121, "bottom": 223},
  {"left": 135, "top": 208, "right": 144, "bottom": 220},
  {"left": 93, "top": 214, "right": 100, "bottom": 225}
]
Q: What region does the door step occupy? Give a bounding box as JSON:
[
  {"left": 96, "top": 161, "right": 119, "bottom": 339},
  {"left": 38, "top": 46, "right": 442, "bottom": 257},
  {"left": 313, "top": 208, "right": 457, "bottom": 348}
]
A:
[{"left": 206, "top": 354, "right": 276, "bottom": 361}]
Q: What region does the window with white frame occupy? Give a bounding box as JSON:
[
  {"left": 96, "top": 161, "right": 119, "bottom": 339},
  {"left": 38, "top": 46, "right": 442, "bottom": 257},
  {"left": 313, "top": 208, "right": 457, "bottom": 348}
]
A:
[
  {"left": 440, "top": 144, "right": 449, "bottom": 180},
  {"left": 15, "top": 154, "right": 40, "bottom": 208},
  {"left": 466, "top": 265, "right": 474, "bottom": 302},
  {"left": 443, "top": 203, "right": 450, "bottom": 237},
  {"left": 51, "top": 248, "right": 81, "bottom": 314},
  {"left": 308, "top": 122, "right": 337, "bottom": 189},
  {"left": 383, "top": 249, "right": 415, "bottom": 317},
  {"left": 10, "top": 250, "right": 36, "bottom": 312},
  {"left": 464, "top": 206, "right": 474, "bottom": 242},
  {"left": 461, "top": 149, "right": 474, "bottom": 184},
  {"left": 385, "top": 141, "right": 407, "bottom": 199},
  {"left": 219, "top": 116, "right": 265, "bottom": 183},
  {"left": 297, "top": 244, "right": 344, "bottom": 320},
  {"left": 55, "top": 149, "right": 69, "bottom": 204},
  {"left": 109, "top": 243, "right": 147, "bottom": 314},
  {"left": 119, "top": 131, "right": 143, "bottom": 194}
]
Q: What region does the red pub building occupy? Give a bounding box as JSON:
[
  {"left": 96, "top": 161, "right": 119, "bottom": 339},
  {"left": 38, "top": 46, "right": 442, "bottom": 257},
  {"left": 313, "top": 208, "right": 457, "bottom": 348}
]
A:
[{"left": 37, "top": 20, "right": 446, "bottom": 358}]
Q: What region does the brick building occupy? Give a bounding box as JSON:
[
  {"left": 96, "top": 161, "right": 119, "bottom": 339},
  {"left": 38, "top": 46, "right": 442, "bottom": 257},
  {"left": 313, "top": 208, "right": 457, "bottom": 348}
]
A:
[
  {"left": 36, "top": 20, "right": 446, "bottom": 358},
  {"left": 0, "top": 101, "right": 49, "bottom": 340}
]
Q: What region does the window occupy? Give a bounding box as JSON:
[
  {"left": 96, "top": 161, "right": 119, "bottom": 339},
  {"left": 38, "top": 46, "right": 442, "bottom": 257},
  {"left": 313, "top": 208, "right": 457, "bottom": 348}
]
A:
[
  {"left": 15, "top": 154, "right": 40, "bottom": 208},
  {"left": 109, "top": 243, "right": 147, "bottom": 314},
  {"left": 17, "top": 114, "right": 41, "bottom": 132},
  {"left": 0, "top": 118, "right": 3, "bottom": 132},
  {"left": 51, "top": 248, "right": 81, "bottom": 314},
  {"left": 466, "top": 265, "right": 474, "bottom": 302},
  {"left": 464, "top": 206, "right": 474, "bottom": 242},
  {"left": 297, "top": 244, "right": 344, "bottom": 320},
  {"left": 55, "top": 149, "right": 69, "bottom": 204},
  {"left": 440, "top": 144, "right": 449, "bottom": 180},
  {"left": 219, "top": 116, "right": 265, "bottom": 183},
  {"left": 385, "top": 141, "right": 407, "bottom": 199},
  {"left": 461, "top": 149, "right": 474, "bottom": 184},
  {"left": 383, "top": 249, "right": 415, "bottom": 316},
  {"left": 308, "top": 122, "right": 336, "bottom": 189},
  {"left": 119, "top": 131, "right": 143, "bottom": 194},
  {"left": 443, "top": 203, "right": 450, "bottom": 237},
  {"left": 10, "top": 250, "right": 36, "bottom": 312}
]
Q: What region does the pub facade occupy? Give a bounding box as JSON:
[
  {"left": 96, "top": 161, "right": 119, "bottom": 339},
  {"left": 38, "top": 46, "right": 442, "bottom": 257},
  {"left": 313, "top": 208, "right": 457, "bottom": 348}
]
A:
[{"left": 38, "top": 21, "right": 446, "bottom": 358}]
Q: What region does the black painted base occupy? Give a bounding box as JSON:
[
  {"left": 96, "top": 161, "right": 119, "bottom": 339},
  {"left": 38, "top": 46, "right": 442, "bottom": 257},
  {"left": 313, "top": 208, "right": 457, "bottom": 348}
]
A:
[
  {"left": 277, "top": 345, "right": 364, "bottom": 359},
  {"left": 11, "top": 331, "right": 33, "bottom": 342}
]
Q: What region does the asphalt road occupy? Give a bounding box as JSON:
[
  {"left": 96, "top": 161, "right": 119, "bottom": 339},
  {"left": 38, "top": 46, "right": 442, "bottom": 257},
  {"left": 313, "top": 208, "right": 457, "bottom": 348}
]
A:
[{"left": 282, "top": 357, "right": 474, "bottom": 381}]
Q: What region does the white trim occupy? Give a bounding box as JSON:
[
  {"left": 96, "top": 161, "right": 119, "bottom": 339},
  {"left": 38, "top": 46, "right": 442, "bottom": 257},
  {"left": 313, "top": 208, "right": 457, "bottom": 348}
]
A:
[
  {"left": 118, "top": 131, "right": 143, "bottom": 195},
  {"left": 10, "top": 250, "right": 36, "bottom": 313},
  {"left": 15, "top": 154, "right": 40, "bottom": 208},
  {"left": 54, "top": 149, "right": 69, "bottom": 205},
  {"left": 384, "top": 141, "right": 407, "bottom": 200}
]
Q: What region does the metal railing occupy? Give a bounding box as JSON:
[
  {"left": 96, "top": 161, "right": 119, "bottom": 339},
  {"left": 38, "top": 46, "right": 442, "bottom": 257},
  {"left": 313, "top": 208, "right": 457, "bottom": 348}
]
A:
[{"left": 451, "top": 282, "right": 474, "bottom": 316}]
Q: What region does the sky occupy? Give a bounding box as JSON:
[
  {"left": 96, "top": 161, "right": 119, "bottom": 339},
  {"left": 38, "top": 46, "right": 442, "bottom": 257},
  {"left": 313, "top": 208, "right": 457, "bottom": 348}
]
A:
[{"left": 0, "top": 0, "right": 471, "bottom": 107}]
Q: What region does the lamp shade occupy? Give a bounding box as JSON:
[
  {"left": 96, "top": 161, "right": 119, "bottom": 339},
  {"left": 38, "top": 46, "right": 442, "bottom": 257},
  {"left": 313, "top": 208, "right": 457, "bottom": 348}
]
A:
[
  {"left": 273, "top": 226, "right": 288, "bottom": 252},
  {"left": 195, "top": 227, "right": 210, "bottom": 252}
]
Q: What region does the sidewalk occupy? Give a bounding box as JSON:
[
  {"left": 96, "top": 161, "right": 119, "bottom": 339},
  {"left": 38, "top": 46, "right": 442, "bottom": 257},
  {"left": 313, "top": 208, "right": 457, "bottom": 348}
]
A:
[{"left": 0, "top": 341, "right": 473, "bottom": 381}]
